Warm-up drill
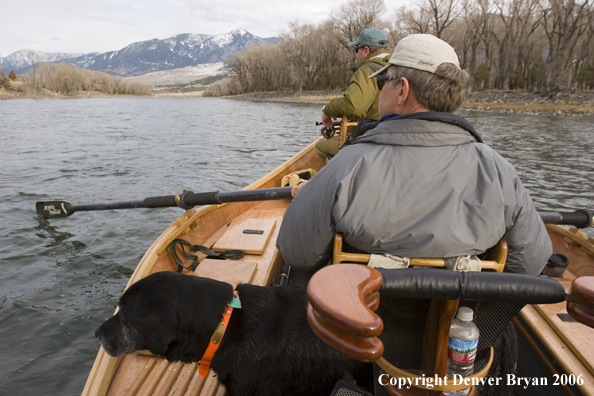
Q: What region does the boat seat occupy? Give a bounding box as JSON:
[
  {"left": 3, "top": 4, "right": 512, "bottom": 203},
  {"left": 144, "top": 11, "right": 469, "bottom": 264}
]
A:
[
  {"left": 307, "top": 264, "right": 567, "bottom": 396},
  {"left": 332, "top": 233, "right": 507, "bottom": 272},
  {"left": 328, "top": 117, "right": 358, "bottom": 146}
]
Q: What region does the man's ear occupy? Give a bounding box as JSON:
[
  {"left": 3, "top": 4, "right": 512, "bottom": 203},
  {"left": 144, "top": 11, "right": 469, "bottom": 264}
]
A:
[{"left": 397, "top": 77, "right": 411, "bottom": 106}]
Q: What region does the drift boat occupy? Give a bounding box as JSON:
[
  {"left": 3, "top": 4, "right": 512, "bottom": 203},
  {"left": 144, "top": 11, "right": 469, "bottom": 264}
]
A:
[{"left": 71, "top": 138, "right": 594, "bottom": 396}]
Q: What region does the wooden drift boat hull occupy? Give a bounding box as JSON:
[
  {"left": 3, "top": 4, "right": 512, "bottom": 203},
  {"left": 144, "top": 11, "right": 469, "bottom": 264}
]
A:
[
  {"left": 81, "top": 140, "right": 321, "bottom": 396},
  {"left": 518, "top": 224, "right": 594, "bottom": 396},
  {"left": 82, "top": 138, "right": 594, "bottom": 396}
]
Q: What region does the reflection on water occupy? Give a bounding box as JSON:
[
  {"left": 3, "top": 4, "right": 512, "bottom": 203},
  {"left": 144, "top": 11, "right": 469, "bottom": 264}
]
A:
[{"left": 0, "top": 98, "right": 592, "bottom": 395}]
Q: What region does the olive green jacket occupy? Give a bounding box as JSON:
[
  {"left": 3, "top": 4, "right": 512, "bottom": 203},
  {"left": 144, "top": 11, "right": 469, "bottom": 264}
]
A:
[{"left": 323, "top": 50, "right": 391, "bottom": 120}]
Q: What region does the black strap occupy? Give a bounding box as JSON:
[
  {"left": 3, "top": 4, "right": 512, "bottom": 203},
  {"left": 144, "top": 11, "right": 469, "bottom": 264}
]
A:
[{"left": 166, "top": 239, "right": 244, "bottom": 273}]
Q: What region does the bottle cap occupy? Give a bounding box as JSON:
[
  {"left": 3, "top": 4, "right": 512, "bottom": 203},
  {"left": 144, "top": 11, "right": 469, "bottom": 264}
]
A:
[{"left": 457, "top": 307, "right": 473, "bottom": 321}]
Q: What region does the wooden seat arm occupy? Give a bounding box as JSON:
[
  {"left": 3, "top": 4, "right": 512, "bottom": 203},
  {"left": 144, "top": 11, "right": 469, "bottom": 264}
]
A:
[
  {"left": 307, "top": 264, "right": 384, "bottom": 361},
  {"left": 567, "top": 276, "right": 594, "bottom": 328}
]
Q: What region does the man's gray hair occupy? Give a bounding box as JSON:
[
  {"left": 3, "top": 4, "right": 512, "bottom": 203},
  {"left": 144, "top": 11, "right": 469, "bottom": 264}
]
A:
[{"left": 387, "top": 64, "right": 471, "bottom": 112}]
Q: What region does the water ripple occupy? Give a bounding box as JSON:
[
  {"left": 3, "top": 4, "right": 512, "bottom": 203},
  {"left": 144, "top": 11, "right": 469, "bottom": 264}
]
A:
[{"left": 0, "top": 99, "right": 592, "bottom": 395}]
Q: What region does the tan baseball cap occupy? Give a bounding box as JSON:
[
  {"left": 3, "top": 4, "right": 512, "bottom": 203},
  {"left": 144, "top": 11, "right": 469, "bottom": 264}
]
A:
[{"left": 369, "top": 34, "right": 460, "bottom": 78}]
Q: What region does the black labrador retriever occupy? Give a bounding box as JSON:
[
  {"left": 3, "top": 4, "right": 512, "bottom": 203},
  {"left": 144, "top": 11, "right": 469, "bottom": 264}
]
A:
[{"left": 95, "top": 271, "right": 371, "bottom": 396}]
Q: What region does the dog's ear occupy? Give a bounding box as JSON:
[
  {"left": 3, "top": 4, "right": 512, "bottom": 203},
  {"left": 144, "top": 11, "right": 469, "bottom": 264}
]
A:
[
  {"left": 161, "top": 281, "right": 233, "bottom": 363},
  {"left": 137, "top": 310, "right": 179, "bottom": 357},
  {"left": 119, "top": 272, "right": 234, "bottom": 363}
]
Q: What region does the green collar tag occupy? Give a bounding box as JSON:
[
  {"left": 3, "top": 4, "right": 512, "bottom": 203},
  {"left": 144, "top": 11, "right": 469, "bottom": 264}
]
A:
[{"left": 228, "top": 294, "right": 242, "bottom": 309}]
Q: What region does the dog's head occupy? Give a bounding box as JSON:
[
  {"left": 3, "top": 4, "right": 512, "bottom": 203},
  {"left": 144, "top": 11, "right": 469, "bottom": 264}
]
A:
[{"left": 95, "top": 271, "right": 233, "bottom": 363}]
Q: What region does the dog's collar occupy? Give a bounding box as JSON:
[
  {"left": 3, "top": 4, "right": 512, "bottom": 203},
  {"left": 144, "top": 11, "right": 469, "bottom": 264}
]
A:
[{"left": 198, "top": 290, "right": 241, "bottom": 377}]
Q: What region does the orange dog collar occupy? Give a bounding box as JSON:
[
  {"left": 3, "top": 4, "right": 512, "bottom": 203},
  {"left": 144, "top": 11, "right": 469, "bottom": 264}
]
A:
[{"left": 198, "top": 291, "right": 241, "bottom": 377}]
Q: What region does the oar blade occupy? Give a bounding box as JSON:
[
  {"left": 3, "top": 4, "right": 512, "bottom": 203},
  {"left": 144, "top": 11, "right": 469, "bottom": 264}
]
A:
[{"left": 36, "top": 201, "right": 74, "bottom": 219}]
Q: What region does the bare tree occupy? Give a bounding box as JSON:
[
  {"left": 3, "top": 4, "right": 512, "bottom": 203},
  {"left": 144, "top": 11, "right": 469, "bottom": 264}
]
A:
[
  {"left": 27, "top": 51, "right": 42, "bottom": 92},
  {"left": 280, "top": 22, "right": 326, "bottom": 93},
  {"left": 458, "top": 0, "right": 495, "bottom": 78},
  {"left": 489, "top": 0, "right": 543, "bottom": 89},
  {"left": 332, "top": 0, "right": 387, "bottom": 46},
  {"left": 539, "top": 0, "right": 592, "bottom": 89},
  {"left": 427, "top": 0, "right": 462, "bottom": 38},
  {"left": 573, "top": 3, "right": 594, "bottom": 89}
]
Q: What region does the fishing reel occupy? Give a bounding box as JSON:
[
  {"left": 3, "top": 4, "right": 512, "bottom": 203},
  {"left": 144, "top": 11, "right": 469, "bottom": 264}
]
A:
[{"left": 315, "top": 122, "right": 335, "bottom": 139}]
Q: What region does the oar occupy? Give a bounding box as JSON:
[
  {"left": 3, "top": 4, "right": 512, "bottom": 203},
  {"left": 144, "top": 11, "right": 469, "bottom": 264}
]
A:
[
  {"left": 36, "top": 188, "right": 593, "bottom": 229},
  {"left": 36, "top": 187, "right": 295, "bottom": 219},
  {"left": 539, "top": 209, "right": 592, "bottom": 229}
]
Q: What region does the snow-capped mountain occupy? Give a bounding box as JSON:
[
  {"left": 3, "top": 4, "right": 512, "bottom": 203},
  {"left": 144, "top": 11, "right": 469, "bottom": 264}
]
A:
[
  {"left": 1, "top": 29, "right": 275, "bottom": 77},
  {"left": 0, "top": 50, "right": 96, "bottom": 74}
]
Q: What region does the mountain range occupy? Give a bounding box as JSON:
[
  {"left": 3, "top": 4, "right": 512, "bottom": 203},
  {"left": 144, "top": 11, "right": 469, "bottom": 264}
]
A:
[{"left": 1, "top": 29, "right": 275, "bottom": 78}]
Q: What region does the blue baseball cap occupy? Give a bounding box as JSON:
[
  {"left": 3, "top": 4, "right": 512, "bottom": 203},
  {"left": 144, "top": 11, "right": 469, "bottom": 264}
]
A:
[{"left": 347, "top": 28, "right": 389, "bottom": 48}]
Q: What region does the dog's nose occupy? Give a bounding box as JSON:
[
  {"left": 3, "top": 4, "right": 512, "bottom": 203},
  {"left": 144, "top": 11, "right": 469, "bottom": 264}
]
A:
[{"left": 95, "top": 325, "right": 102, "bottom": 339}]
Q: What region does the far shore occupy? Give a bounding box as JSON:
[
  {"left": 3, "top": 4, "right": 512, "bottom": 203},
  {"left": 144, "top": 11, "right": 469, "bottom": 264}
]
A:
[
  {"left": 3, "top": 86, "right": 593, "bottom": 115},
  {"left": 224, "top": 90, "right": 594, "bottom": 116}
]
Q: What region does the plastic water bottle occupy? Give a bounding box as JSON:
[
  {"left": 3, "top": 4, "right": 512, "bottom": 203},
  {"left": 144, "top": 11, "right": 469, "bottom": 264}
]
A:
[{"left": 445, "top": 307, "right": 480, "bottom": 396}]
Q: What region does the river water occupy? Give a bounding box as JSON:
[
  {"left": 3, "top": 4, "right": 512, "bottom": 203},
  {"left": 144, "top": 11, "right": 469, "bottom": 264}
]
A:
[{"left": 0, "top": 97, "right": 593, "bottom": 395}]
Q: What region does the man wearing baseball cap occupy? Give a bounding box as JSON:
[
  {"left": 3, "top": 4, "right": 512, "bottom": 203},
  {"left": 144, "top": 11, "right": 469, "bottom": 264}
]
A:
[
  {"left": 316, "top": 28, "right": 391, "bottom": 165},
  {"left": 279, "top": 34, "right": 551, "bottom": 278}
]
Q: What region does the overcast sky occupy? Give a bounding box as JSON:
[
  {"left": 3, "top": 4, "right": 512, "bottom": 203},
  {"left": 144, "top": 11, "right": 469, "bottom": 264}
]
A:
[{"left": 0, "top": 0, "right": 398, "bottom": 56}]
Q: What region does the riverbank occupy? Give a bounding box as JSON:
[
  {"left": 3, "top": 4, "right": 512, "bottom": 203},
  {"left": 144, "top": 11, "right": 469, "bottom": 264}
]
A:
[
  {"left": 0, "top": 81, "right": 152, "bottom": 99},
  {"left": 0, "top": 87, "right": 129, "bottom": 99},
  {"left": 227, "top": 90, "right": 594, "bottom": 116},
  {"left": 3, "top": 84, "right": 593, "bottom": 116}
]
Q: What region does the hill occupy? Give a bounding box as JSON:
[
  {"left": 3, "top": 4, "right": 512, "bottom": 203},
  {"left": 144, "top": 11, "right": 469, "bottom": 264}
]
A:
[{"left": 1, "top": 29, "right": 275, "bottom": 78}]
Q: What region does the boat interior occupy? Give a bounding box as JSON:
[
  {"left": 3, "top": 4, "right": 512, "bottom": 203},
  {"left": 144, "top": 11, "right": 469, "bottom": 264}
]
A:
[{"left": 82, "top": 139, "right": 594, "bottom": 396}]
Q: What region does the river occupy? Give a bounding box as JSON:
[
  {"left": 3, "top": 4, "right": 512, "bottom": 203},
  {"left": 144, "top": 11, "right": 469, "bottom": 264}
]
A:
[{"left": 0, "top": 97, "right": 592, "bottom": 395}]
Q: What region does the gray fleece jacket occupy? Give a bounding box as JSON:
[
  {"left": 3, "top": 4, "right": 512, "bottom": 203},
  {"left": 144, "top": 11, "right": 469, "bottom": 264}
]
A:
[{"left": 276, "top": 113, "right": 552, "bottom": 275}]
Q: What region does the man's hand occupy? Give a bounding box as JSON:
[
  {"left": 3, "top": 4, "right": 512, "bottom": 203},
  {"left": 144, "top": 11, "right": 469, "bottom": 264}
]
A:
[
  {"left": 291, "top": 180, "right": 309, "bottom": 197},
  {"left": 322, "top": 113, "right": 334, "bottom": 129}
]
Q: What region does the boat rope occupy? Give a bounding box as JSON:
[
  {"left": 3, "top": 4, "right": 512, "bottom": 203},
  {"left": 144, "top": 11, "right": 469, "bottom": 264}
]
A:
[{"left": 166, "top": 239, "right": 244, "bottom": 273}]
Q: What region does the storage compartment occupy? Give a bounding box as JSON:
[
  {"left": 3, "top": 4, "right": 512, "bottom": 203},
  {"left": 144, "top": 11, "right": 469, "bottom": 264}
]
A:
[{"left": 213, "top": 218, "right": 277, "bottom": 255}]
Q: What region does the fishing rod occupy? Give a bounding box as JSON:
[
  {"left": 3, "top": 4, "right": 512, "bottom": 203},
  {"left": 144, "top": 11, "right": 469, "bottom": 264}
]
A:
[{"left": 36, "top": 187, "right": 593, "bottom": 229}]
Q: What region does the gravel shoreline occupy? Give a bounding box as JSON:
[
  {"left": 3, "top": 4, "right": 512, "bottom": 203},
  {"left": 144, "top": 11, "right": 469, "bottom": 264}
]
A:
[{"left": 227, "top": 90, "right": 594, "bottom": 116}]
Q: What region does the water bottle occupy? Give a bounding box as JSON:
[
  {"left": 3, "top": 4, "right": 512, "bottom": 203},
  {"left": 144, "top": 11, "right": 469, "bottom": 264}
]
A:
[{"left": 445, "top": 307, "right": 480, "bottom": 396}]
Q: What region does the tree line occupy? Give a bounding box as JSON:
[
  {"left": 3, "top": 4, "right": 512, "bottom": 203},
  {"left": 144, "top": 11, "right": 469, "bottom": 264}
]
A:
[
  {"left": 205, "top": 0, "right": 594, "bottom": 96},
  {"left": 1, "top": 56, "right": 152, "bottom": 96}
]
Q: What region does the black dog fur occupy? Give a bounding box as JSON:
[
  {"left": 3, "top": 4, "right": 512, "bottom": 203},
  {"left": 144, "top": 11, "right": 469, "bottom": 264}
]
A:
[{"left": 95, "top": 271, "right": 371, "bottom": 396}]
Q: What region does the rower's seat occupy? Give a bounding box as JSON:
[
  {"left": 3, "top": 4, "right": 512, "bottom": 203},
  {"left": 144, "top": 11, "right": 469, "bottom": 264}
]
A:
[
  {"left": 308, "top": 237, "right": 566, "bottom": 395},
  {"left": 331, "top": 117, "right": 358, "bottom": 146},
  {"left": 333, "top": 233, "right": 507, "bottom": 272}
]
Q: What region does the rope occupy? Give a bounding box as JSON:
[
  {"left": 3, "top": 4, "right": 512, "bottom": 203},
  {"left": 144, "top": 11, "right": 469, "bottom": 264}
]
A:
[{"left": 166, "top": 238, "right": 244, "bottom": 273}]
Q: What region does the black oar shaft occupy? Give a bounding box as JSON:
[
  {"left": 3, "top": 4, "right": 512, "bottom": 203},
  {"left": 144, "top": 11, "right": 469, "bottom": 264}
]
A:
[
  {"left": 37, "top": 187, "right": 296, "bottom": 218},
  {"left": 37, "top": 188, "right": 592, "bottom": 229},
  {"left": 79, "top": 187, "right": 294, "bottom": 211},
  {"left": 74, "top": 200, "right": 146, "bottom": 212},
  {"left": 539, "top": 209, "right": 592, "bottom": 229}
]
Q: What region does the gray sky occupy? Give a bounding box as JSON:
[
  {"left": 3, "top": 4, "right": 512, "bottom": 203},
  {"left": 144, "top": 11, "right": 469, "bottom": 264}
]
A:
[{"left": 1, "top": 0, "right": 382, "bottom": 56}]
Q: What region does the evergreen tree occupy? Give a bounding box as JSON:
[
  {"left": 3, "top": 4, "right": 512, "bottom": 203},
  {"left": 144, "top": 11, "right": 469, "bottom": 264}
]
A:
[
  {"left": 0, "top": 71, "right": 10, "bottom": 88},
  {"left": 8, "top": 70, "right": 17, "bottom": 80}
]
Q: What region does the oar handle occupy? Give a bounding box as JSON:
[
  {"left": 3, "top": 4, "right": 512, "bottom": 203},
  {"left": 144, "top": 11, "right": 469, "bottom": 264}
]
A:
[
  {"left": 539, "top": 209, "right": 593, "bottom": 229},
  {"left": 177, "top": 187, "right": 294, "bottom": 209}
]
